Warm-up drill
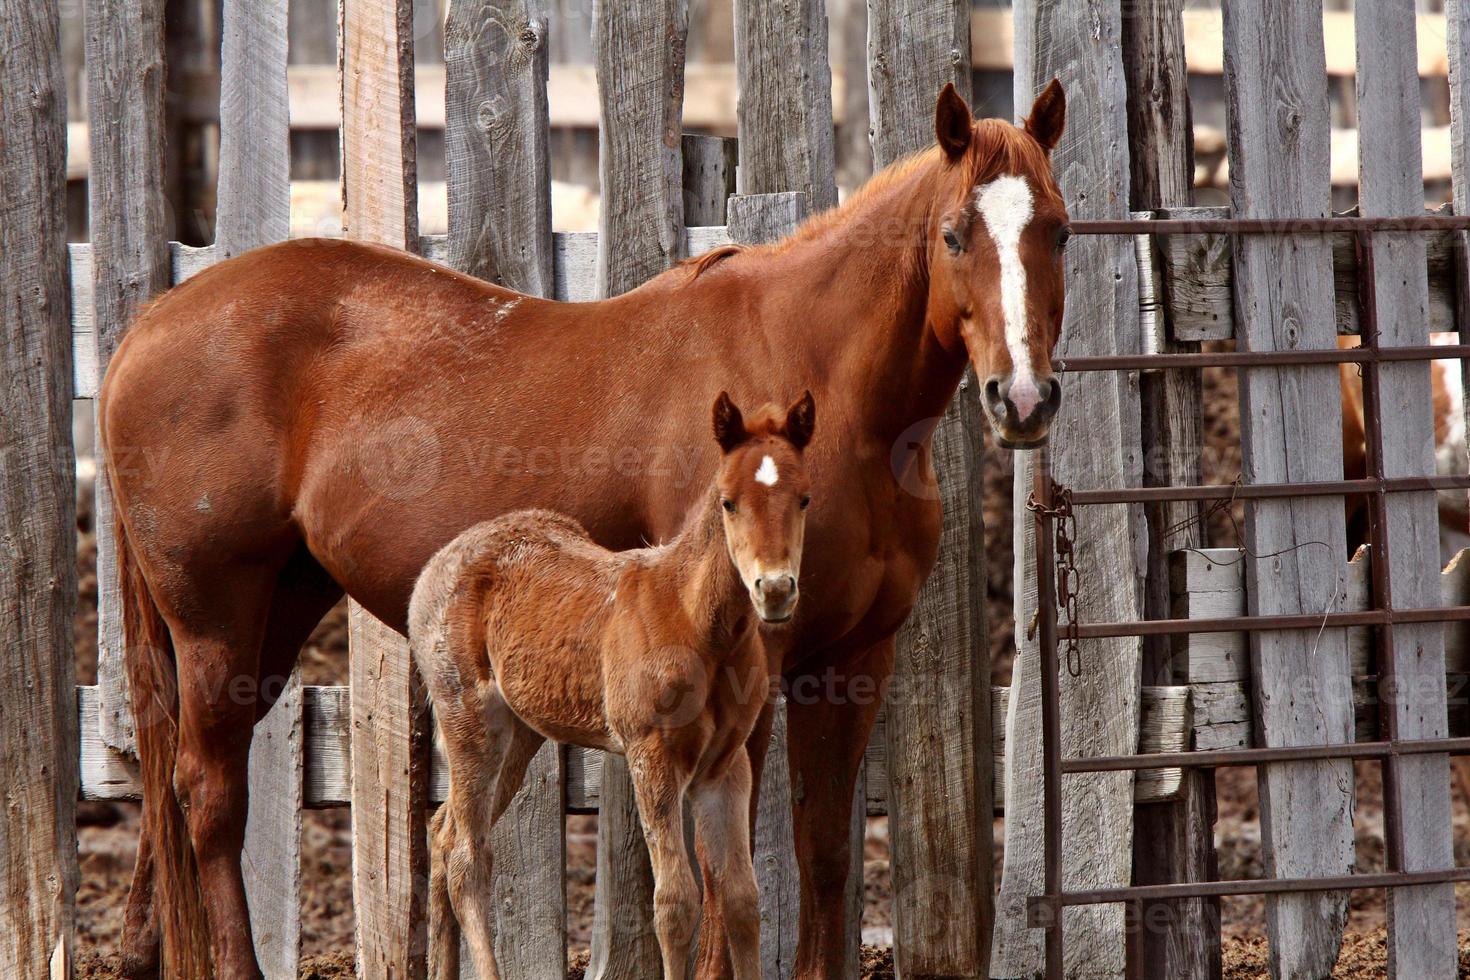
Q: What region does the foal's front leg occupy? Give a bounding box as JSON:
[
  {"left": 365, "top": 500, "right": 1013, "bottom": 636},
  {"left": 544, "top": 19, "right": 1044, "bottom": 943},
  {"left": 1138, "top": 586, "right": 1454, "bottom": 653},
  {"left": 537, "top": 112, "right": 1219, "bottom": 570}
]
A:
[
  {"left": 691, "top": 751, "right": 762, "bottom": 980},
  {"left": 628, "top": 746, "right": 701, "bottom": 980}
]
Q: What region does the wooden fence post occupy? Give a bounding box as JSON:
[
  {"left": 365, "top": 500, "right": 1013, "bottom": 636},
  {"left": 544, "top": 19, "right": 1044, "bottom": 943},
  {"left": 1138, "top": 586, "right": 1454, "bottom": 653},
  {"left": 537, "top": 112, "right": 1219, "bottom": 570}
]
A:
[
  {"left": 341, "top": 1, "right": 430, "bottom": 977},
  {"left": 0, "top": 3, "right": 79, "bottom": 976},
  {"left": 729, "top": 5, "right": 862, "bottom": 974},
  {"left": 999, "top": 2, "right": 1144, "bottom": 976},
  {"left": 726, "top": 190, "right": 817, "bottom": 980},
  {"left": 212, "top": 0, "right": 305, "bottom": 973},
  {"left": 1220, "top": 5, "right": 1354, "bottom": 977},
  {"left": 84, "top": 0, "right": 171, "bottom": 758},
  {"left": 1354, "top": 5, "right": 1457, "bottom": 975},
  {"left": 444, "top": 2, "right": 567, "bottom": 975},
  {"left": 733, "top": 0, "right": 836, "bottom": 211},
  {"left": 587, "top": 2, "right": 689, "bottom": 977},
  {"left": 1120, "top": 4, "right": 1221, "bottom": 978},
  {"left": 867, "top": 2, "right": 994, "bottom": 976}
]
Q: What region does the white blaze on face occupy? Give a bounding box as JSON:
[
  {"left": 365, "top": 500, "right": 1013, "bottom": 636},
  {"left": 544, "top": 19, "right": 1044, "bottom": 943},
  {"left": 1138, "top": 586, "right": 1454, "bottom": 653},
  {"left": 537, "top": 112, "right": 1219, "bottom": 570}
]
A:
[
  {"left": 754, "top": 455, "right": 779, "bottom": 487},
  {"left": 974, "top": 174, "right": 1042, "bottom": 419}
]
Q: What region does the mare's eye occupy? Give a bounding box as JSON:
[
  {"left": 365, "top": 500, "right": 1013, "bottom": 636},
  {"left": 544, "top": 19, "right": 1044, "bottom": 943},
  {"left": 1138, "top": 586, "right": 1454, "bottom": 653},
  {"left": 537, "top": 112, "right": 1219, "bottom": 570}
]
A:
[
  {"left": 1056, "top": 225, "right": 1072, "bottom": 250},
  {"left": 942, "top": 227, "right": 963, "bottom": 254},
  {"left": 722, "top": 499, "right": 736, "bottom": 513},
  {"left": 800, "top": 495, "right": 812, "bottom": 510}
]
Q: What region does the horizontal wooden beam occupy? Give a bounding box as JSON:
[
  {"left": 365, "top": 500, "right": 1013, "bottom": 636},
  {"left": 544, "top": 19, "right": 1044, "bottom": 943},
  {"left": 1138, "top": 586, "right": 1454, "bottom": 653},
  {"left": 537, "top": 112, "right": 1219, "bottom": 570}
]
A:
[
  {"left": 970, "top": 9, "right": 1451, "bottom": 78},
  {"left": 1172, "top": 547, "right": 1470, "bottom": 750},
  {"left": 77, "top": 684, "right": 1193, "bottom": 811},
  {"left": 1157, "top": 205, "right": 1463, "bottom": 343}
]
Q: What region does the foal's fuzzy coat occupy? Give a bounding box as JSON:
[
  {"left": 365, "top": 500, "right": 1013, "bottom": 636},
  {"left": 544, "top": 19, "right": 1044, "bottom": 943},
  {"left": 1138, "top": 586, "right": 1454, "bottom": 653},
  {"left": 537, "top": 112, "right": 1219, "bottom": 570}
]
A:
[{"left": 410, "top": 393, "right": 815, "bottom": 980}]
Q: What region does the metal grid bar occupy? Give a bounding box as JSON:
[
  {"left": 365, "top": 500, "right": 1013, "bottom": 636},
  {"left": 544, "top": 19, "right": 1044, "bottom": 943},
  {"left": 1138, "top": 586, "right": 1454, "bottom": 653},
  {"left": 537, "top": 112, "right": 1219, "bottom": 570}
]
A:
[{"left": 1028, "top": 215, "right": 1469, "bottom": 978}]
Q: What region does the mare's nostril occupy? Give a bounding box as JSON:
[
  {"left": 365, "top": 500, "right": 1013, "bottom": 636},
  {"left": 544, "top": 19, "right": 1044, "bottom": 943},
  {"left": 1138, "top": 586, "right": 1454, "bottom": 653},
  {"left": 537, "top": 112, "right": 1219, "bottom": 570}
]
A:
[
  {"left": 984, "top": 376, "right": 1007, "bottom": 415},
  {"left": 754, "top": 577, "right": 765, "bottom": 594}
]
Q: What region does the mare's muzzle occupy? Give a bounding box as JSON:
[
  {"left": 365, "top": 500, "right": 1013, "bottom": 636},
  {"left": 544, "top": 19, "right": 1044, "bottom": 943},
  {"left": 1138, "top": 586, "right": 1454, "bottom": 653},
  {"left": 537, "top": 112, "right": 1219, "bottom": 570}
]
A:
[{"left": 983, "top": 373, "right": 1062, "bottom": 449}]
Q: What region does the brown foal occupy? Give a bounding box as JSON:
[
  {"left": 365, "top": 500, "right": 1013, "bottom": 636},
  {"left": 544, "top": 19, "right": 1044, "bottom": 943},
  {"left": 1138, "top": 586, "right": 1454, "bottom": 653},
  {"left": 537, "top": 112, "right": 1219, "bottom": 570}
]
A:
[{"left": 411, "top": 393, "right": 814, "bottom": 980}]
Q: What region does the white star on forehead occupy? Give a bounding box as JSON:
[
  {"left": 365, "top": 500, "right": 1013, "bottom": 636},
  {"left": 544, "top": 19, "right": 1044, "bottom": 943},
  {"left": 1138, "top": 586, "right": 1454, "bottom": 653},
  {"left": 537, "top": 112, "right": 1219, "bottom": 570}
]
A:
[{"left": 754, "top": 455, "right": 779, "bottom": 486}]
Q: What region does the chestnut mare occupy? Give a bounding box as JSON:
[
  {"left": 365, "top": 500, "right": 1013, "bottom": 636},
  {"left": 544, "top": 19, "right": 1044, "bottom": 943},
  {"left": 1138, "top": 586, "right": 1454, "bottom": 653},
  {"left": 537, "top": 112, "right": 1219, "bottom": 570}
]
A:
[
  {"left": 412, "top": 393, "right": 814, "bottom": 980},
  {"left": 100, "top": 80, "right": 1070, "bottom": 979}
]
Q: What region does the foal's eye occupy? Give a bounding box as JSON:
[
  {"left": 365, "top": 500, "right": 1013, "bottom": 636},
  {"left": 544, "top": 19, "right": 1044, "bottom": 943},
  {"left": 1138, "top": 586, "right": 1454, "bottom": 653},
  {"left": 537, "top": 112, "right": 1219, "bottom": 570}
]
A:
[
  {"left": 722, "top": 499, "right": 736, "bottom": 513},
  {"left": 942, "top": 227, "right": 963, "bottom": 254},
  {"left": 800, "top": 495, "right": 812, "bottom": 510},
  {"left": 1056, "top": 225, "right": 1072, "bottom": 251}
]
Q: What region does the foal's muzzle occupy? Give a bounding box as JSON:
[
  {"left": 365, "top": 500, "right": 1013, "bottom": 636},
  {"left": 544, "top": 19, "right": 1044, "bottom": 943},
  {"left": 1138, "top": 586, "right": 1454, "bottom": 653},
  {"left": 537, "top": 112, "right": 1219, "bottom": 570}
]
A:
[
  {"left": 753, "top": 573, "right": 799, "bottom": 624},
  {"left": 983, "top": 373, "right": 1062, "bottom": 449}
]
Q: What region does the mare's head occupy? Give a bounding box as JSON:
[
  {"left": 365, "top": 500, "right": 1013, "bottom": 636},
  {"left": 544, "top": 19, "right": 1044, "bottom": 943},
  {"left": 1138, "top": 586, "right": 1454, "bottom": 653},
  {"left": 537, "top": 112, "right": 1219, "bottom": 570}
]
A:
[
  {"left": 927, "top": 80, "right": 1069, "bottom": 448},
  {"left": 710, "top": 391, "right": 816, "bottom": 624}
]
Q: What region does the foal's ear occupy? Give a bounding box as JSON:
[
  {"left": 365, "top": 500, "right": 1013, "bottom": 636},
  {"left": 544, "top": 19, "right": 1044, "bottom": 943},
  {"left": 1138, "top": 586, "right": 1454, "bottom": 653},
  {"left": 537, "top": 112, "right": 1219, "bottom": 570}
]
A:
[
  {"left": 935, "top": 82, "right": 973, "bottom": 163},
  {"left": 713, "top": 391, "right": 747, "bottom": 452},
  {"left": 783, "top": 391, "right": 816, "bottom": 450},
  {"left": 1025, "top": 78, "right": 1066, "bottom": 153}
]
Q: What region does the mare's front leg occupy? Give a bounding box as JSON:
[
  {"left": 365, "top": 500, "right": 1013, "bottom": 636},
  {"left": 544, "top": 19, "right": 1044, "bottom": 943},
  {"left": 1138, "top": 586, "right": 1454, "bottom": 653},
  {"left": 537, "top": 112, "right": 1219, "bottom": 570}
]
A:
[
  {"left": 627, "top": 744, "right": 701, "bottom": 980},
  {"left": 786, "top": 637, "right": 893, "bottom": 979},
  {"left": 691, "top": 751, "right": 762, "bottom": 980}
]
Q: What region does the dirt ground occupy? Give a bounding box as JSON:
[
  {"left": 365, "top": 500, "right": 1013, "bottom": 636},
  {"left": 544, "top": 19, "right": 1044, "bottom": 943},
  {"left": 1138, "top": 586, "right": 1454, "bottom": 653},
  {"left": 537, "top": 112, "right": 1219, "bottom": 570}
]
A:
[{"left": 72, "top": 362, "right": 1470, "bottom": 977}]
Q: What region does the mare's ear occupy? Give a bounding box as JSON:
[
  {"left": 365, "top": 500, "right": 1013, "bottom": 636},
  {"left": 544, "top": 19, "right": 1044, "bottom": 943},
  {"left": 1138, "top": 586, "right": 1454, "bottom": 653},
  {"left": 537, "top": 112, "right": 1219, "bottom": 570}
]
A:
[
  {"left": 783, "top": 391, "right": 816, "bottom": 450},
  {"left": 1025, "top": 78, "right": 1066, "bottom": 152},
  {"left": 935, "top": 83, "right": 973, "bottom": 163},
  {"left": 713, "top": 392, "right": 747, "bottom": 452}
]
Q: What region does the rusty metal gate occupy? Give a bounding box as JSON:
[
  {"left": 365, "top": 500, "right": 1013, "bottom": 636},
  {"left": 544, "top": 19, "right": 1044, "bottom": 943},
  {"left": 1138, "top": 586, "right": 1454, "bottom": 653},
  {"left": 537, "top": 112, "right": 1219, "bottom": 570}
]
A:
[{"left": 1028, "top": 214, "right": 1470, "bottom": 979}]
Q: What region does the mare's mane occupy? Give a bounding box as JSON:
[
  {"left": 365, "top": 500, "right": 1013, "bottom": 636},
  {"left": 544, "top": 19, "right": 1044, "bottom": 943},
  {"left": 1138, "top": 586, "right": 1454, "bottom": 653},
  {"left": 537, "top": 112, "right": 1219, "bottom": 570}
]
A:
[{"left": 680, "top": 118, "right": 1057, "bottom": 281}]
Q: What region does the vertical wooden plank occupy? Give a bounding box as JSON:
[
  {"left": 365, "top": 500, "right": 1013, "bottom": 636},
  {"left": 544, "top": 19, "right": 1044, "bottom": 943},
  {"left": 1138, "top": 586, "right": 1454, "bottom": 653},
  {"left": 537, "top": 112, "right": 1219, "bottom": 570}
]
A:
[
  {"left": 1120, "top": 5, "right": 1220, "bottom": 978},
  {"left": 1355, "top": 5, "right": 1456, "bottom": 976},
  {"left": 832, "top": 0, "right": 871, "bottom": 188},
  {"left": 341, "top": 0, "right": 419, "bottom": 248},
  {"left": 867, "top": 3, "right": 992, "bottom": 977},
  {"left": 84, "top": 0, "right": 171, "bottom": 757},
  {"left": 212, "top": 1, "right": 303, "bottom": 974},
  {"left": 445, "top": 0, "right": 553, "bottom": 294},
  {"left": 733, "top": 0, "right": 837, "bottom": 209},
  {"left": 348, "top": 610, "right": 430, "bottom": 980},
  {"left": 443, "top": 2, "right": 566, "bottom": 975},
  {"left": 587, "top": 3, "right": 688, "bottom": 977},
  {"left": 1220, "top": 4, "right": 1353, "bottom": 977},
  {"left": 726, "top": 192, "right": 812, "bottom": 980},
  {"left": 0, "top": 3, "right": 79, "bottom": 976},
  {"left": 341, "top": 2, "right": 428, "bottom": 977},
  {"left": 216, "top": 0, "right": 291, "bottom": 258},
  {"left": 999, "top": 2, "right": 1144, "bottom": 976},
  {"left": 680, "top": 135, "right": 738, "bottom": 226}
]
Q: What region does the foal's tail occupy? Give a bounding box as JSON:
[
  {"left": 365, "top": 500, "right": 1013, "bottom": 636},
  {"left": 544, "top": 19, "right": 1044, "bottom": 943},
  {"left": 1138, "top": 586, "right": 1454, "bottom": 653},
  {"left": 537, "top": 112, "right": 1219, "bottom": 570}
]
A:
[{"left": 116, "top": 510, "right": 213, "bottom": 977}]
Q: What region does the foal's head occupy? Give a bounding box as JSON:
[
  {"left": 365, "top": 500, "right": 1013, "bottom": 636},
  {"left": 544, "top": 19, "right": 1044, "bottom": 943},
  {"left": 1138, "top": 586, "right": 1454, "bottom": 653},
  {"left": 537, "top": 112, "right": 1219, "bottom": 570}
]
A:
[
  {"left": 927, "top": 80, "right": 1070, "bottom": 449},
  {"left": 710, "top": 391, "right": 816, "bottom": 624}
]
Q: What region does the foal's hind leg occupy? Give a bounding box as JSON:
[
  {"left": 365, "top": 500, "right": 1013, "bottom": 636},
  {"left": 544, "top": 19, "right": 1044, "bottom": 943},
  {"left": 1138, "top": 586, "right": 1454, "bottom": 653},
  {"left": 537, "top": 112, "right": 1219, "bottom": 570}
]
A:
[{"left": 435, "top": 682, "right": 545, "bottom": 980}]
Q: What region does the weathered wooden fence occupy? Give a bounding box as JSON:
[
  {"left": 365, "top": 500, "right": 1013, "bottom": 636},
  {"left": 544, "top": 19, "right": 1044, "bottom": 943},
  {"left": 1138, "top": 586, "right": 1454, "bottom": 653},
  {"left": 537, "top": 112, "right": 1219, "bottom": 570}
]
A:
[{"left": 5, "top": 0, "right": 1470, "bottom": 977}]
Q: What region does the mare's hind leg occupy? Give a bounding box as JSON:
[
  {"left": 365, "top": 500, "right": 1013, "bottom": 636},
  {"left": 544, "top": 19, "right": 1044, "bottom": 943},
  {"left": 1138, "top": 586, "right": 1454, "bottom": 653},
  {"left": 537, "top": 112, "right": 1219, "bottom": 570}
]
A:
[
  {"left": 119, "top": 813, "right": 161, "bottom": 979},
  {"left": 120, "top": 546, "right": 341, "bottom": 979},
  {"left": 435, "top": 681, "right": 544, "bottom": 980},
  {"left": 160, "top": 562, "right": 279, "bottom": 980}
]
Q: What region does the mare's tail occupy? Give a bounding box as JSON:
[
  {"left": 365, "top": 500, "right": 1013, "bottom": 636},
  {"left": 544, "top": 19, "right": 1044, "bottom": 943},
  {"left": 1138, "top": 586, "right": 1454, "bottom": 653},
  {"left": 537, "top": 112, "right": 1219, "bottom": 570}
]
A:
[{"left": 116, "top": 509, "right": 213, "bottom": 977}]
